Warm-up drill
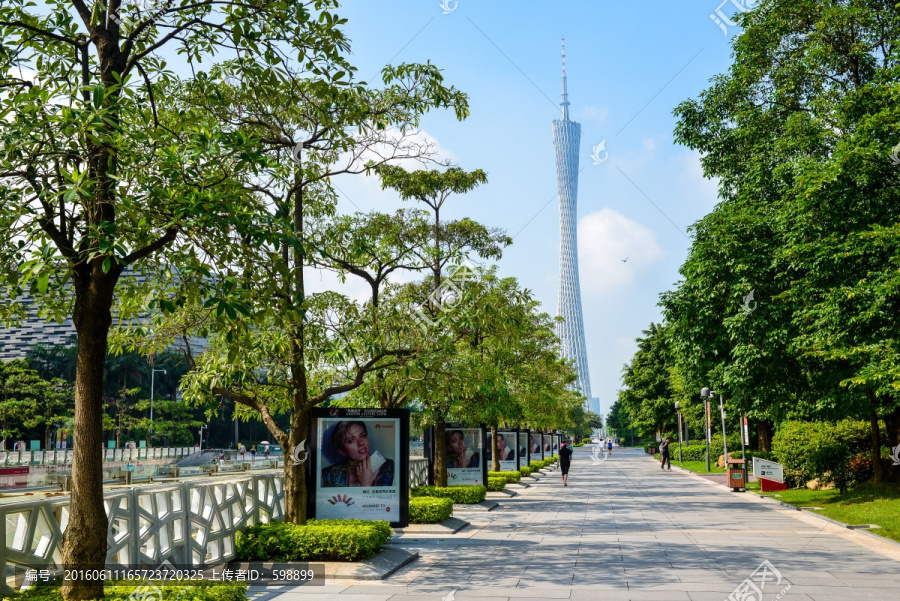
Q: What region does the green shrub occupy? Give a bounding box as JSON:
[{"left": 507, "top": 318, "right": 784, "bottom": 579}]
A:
[
  {"left": 728, "top": 450, "right": 778, "bottom": 464},
  {"left": 488, "top": 470, "right": 521, "bottom": 483},
  {"left": 487, "top": 476, "right": 506, "bottom": 492},
  {"left": 411, "top": 485, "right": 487, "bottom": 504},
  {"left": 573, "top": 442, "right": 584, "bottom": 447},
  {"left": 409, "top": 496, "right": 454, "bottom": 523},
  {"left": 519, "top": 465, "right": 533, "bottom": 476},
  {"left": 772, "top": 420, "right": 871, "bottom": 486},
  {"left": 809, "top": 445, "right": 851, "bottom": 493},
  {"left": 530, "top": 460, "right": 547, "bottom": 470},
  {"left": 5, "top": 582, "right": 247, "bottom": 601},
  {"left": 236, "top": 519, "right": 392, "bottom": 562},
  {"left": 582, "top": 438, "right": 591, "bottom": 444}
]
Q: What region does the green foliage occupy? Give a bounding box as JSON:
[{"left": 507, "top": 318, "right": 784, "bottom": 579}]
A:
[
  {"left": 529, "top": 460, "right": 548, "bottom": 470},
  {"left": 518, "top": 465, "right": 533, "bottom": 476},
  {"left": 573, "top": 442, "right": 584, "bottom": 447},
  {"left": 809, "top": 445, "right": 852, "bottom": 494},
  {"left": 4, "top": 582, "right": 247, "bottom": 601},
  {"left": 617, "top": 323, "right": 680, "bottom": 438},
  {"left": 235, "top": 520, "right": 393, "bottom": 562},
  {"left": 487, "top": 471, "right": 521, "bottom": 483},
  {"left": 409, "top": 497, "right": 454, "bottom": 524},
  {"left": 487, "top": 476, "right": 506, "bottom": 492},
  {"left": 772, "top": 420, "right": 871, "bottom": 485},
  {"left": 411, "top": 485, "right": 487, "bottom": 504},
  {"left": 581, "top": 438, "right": 591, "bottom": 444}
]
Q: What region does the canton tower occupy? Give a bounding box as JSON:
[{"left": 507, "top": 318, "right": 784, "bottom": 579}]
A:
[{"left": 552, "top": 37, "right": 592, "bottom": 402}]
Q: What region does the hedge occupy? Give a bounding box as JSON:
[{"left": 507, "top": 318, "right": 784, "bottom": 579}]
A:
[
  {"left": 409, "top": 496, "right": 454, "bottom": 523},
  {"left": 530, "top": 460, "right": 548, "bottom": 470},
  {"left": 411, "top": 485, "right": 487, "bottom": 504},
  {"left": 4, "top": 582, "right": 247, "bottom": 601},
  {"left": 235, "top": 519, "right": 392, "bottom": 562},
  {"left": 487, "top": 476, "right": 506, "bottom": 492},
  {"left": 488, "top": 470, "right": 521, "bottom": 483},
  {"left": 772, "top": 420, "right": 872, "bottom": 486},
  {"left": 581, "top": 438, "right": 591, "bottom": 444},
  {"left": 573, "top": 442, "right": 585, "bottom": 447},
  {"left": 519, "top": 465, "right": 533, "bottom": 476}
]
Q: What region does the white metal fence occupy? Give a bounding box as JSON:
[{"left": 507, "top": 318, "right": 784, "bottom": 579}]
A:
[
  {"left": 0, "top": 471, "right": 284, "bottom": 590},
  {"left": 0, "top": 447, "right": 201, "bottom": 467}
]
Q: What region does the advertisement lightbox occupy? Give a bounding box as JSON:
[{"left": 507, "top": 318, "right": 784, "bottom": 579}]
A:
[{"left": 309, "top": 408, "right": 409, "bottom": 528}]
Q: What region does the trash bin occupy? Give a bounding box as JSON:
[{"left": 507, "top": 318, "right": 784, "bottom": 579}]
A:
[{"left": 727, "top": 458, "right": 746, "bottom": 491}]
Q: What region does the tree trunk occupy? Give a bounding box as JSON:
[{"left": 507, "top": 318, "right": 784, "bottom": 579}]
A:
[
  {"left": 283, "top": 410, "right": 309, "bottom": 524},
  {"left": 490, "top": 425, "right": 500, "bottom": 473},
  {"left": 869, "top": 408, "right": 884, "bottom": 484},
  {"left": 757, "top": 419, "right": 773, "bottom": 451},
  {"left": 62, "top": 273, "right": 117, "bottom": 600},
  {"left": 45, "top": 425, "right": 52, "bottom": 452},
  {"left": 884, "top": 406, "right": 900, "bottom": 447},
  {"left": 434, "top": 418, "right": 447, "bottom": 487}
]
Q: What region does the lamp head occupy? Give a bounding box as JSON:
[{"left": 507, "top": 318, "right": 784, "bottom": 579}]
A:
[
  {"left": 674, "top": 402, "right": 680, "bottom": 410},
  {"left": 700, "top": 387, "right": 710, "bottom": 398}
]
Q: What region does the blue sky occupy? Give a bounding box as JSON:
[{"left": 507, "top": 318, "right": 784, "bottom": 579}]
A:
[{"left": 324, "top": 0, "right": 751, "bottom": 419}]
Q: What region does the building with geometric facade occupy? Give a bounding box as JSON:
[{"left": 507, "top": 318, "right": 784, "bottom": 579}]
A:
[{"left": 552, "top": 37, "right": 592, "bottom": 403}]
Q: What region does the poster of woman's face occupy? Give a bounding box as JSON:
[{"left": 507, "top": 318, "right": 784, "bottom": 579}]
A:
[
  {"left": 529, "top": 433, "right": 543, "bottom": 459},
  {"left": 487, "top": 431, "right": 517, "bottom": 471},
  {"left": 552, "top": 435, "right": 559, "bottom": 454},
  {"left": 518, "top": 432, "right": 529, "bottom": 468},
  {"left": 316, "top": 418, "right": 399, "bottom": 520},
  {"left": 543, "top": 434, "right": 552, "bottom": 454},
  {"left": 446, "top": 428, "right": 483, "bottom": 485}
]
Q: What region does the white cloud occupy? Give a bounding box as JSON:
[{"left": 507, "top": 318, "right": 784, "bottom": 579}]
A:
[
  {"left": 580, "top": 105, "right": 609, "bottom": 121},
  {"left": 577, "top": 208, "right": 663, "bottom": 295}
]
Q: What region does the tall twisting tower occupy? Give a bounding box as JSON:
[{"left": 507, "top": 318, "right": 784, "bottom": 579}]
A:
[{"left": 552, "top": 37, "right": 592, "bottom": 402}]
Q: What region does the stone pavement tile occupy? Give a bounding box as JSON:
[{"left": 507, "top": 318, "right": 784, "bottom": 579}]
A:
[
  {"left": 572, "top": 590, "right": 691, "bottom": 601},
  {"left": 252, "top": 583, "right": 350, "bottom": 595},
  {"left": 269, "top": 594, "right": 393, "bottom": 601},
  {"left": 342, "top": 585, "right": 411, "bottom": 595}
]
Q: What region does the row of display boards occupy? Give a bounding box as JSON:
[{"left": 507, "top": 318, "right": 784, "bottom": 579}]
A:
[{"left": 305, "top": 408, "right": 564, "bottom": 528}]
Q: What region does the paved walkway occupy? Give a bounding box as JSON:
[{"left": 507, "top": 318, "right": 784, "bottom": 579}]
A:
[{"left": 259, "top": 447, "right": 900, "bottom": 601}]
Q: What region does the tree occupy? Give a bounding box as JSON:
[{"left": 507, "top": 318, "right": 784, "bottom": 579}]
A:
[
  {"left": 617, "top": 323, "right": 678, "bottom": 438},
  {"left": 119, "top": 54, "right": 476, "bottom": 527},
  {"left": 372, "top": 165, "right": 510, "bottom": 486},
  {"left": 0, "top": 1, "right": 352, "bottom": 593},
  {"left": 672, "top": 0, "right": 900, "bottom": 478}
]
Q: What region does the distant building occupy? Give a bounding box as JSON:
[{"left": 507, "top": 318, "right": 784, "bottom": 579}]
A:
[
  {"left": 589, "top": 397, "right": 601, "bottom": 415},
  {"left": 0, "top": 292, "right": 76, "bottom": 360}
]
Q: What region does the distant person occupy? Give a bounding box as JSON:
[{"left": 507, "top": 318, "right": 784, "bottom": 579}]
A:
[
  {"left": 660, "top": 438, "right": 671, "bottom": 470},
  {"left": 218, "top": 451, "right": 226, "bottom": 467},
  {"left": 263, "top": 445, "right": 270, "bottom": 459},
  {"left": 559, "top": 442, "right": 573, "bottom": 486},
  {"left": 238, "top": 443, "right": 246, "bottom": 461},
  {"left": 250, "top": 445, "right": 257, "bottom": 461}
]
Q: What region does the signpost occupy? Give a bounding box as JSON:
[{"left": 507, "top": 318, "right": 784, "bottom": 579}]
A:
[{"left": 752, "top": 457, "right": 787, "bottom": 492}]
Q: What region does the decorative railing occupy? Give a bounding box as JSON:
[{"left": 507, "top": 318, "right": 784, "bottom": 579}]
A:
[
  {"left": 0, "top": 472, "right": 284, "bottom": 591},
  {"left": 1, "top": 459, "right": 429, "bottom": 590},
  {"left": 0, "top": 447, "right": 201, "bottom": 467}
]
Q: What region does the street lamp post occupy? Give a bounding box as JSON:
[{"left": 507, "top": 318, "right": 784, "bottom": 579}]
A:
[
  {"left": 199, "top": 424, "right": 207, "bottom": 453},
  {"left": 150, "top": 369, "right": 167, "bottom": 433},
  {"left": 700, "top": 388, "right": 713, "bottom": 472},
  {"left": 675, "top": 402, "right": 683, "bottom": 463},
  {"left": 719, "top": 395, "right": 728, "bottom": 463}
]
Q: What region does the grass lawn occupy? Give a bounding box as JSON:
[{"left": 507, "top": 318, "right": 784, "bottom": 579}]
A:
[
  {"left": 672, "top": 460, "right": 726, "bottom": 474},
  {"left": 755, "top": 484, "right": 900, "bottom": 543}
]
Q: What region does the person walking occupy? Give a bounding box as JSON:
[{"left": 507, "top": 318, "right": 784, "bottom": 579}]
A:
[
  {"left": 238, "top": 443, "right": 245, "bottom": 461},
  {"left": 660, "top": 437, "right": 671, "bottom": 470},
  {"left": 607, "top": 439, "right": 613, "bottom": 456},
  {"left": 559, "top": 441, "right": 574, "bottom": 486},
  {"left": 250, "top": 445, "right": 257, "bottom": 462}
]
